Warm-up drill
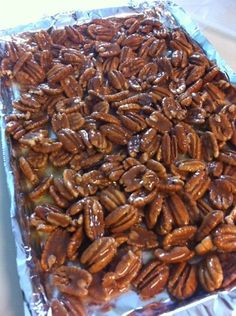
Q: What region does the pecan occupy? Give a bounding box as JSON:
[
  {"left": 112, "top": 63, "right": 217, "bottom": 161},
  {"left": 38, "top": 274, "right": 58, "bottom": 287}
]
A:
[
  {"left": 80, "top": 237, "right": 117, "bottom": 273},
  {"left": 140, "top": 128, "right": 161, "bottom": 159},
  {"left": 168, "top": 262, "right": 197, "bottom": 300},
  {"left": 96, "top": 41, "right": 120, "bottom": 57},
  {"left": 19, "top": 156, "right": 39, "bottom": 185},
  {"left": 27, "top": 150, "right": 48, "bottom": 169},
  {"left": 84, "top": 197, "right": 104, "bottom": 240},
  {"left": 146, "top": 193, "right": 163, "bottom": 229},
  {"left": 209, "top": 113, "right": 233, "bottom": 142},
  {"left": 213, "top": 224, "right": 236, "bottom": 252},
  {"left": 41, "top": 228, "right": 70, "bottom": 271},
  {"left": 35, "top": 204, "right": 71, "bottom": 228},
  {"left": 163, "top": 226, "right": 197, "bottom": 249},
  {"left": 120, "top": 165, "right": 146, "bottom": 192},
  {"left": 119, "top": 57, "right": 145, "bottom": 78},
  {"left": 195, "top": 235, "right": 214, "bottom": 255},
  {"left": 185, "top": 170, "right": 211, "bottom": 201},
  {"left": 50, "top": 148, "right": 73, "bottom": 167},
  {"left": 99, "top": 186, "right": 126, "bottom": 212},
  {"left": 47, "top": 64, "right": 73, "bottom": 84},
  {"left": 128, "top": 187, "right": 158, "bottom": 207},
  {"left": 218, "top": 150, "right": 236, "bottom": 166},
  {"left": 61, "top": 75, "right": 83, "bottom": 98},
  {"left": 174, "top": 122, "right": 189, "bottom": 154},
  {"left": 146, "top": 111, "right": 172, "bottom": 133},
  {"left": 198, "top": 254, "right": 223, "bottom": 292},
  {"left": 102, "top": 250, "right": 141, "bottom": 296},
  {"left": 187, "top": 130, "right": 202, "bottom": 160},
  {"left": 201, "top": 131, "right": 219, "bottom": 161},
  {"left": 128, "top": 226, "right": 158, "bottom": 249},
  {"left": 57, "top": 128, "right": 84, "bottom": 154},
  {"left": 107, "top": 70, "right": 128, "bottom": 90},
  {"left": 161, "top": 132, "right": 178, "bottom": 165},
  {"left": 162, "top": 97, "right": 187, "bottom": 121},
  {"left": 100, "top": 123, "right": 131, "bottom": 145},
  {"left": 133, "top": 260, "right": 169, "bottom": 299},
  {"left": 87, "top": 21, "right": 116, "bottom": 41},
  {"left": 166, "top": 193, "right": 190, "bottom": 226},
  {"left": 119, "top": 113, "right": 147, "bottom": 132},
  {"left": 53, "top": 266, "right": 92, "bottom": 297},
  {"left": 196, "top": 210, "right": 224, "bottom": 242},
  {"left": 29, "top": 175, "right": 53, "bottom": 200},
  {"left": 209, "top": 179, "right": 233, "bottom": 210},
  {"left": 105, "top": 204, "right": 139, "bottom": 233},
  {"left": 154, "top": 246, "right": 194, "bottom": 263},
  {"left": 67, "top": 227, "right": 83, "bottom": 260}
]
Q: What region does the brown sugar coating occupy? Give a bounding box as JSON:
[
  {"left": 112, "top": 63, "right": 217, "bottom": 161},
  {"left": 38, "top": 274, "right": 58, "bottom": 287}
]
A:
[{"left": 1, "top": 11, "right": 236, "bottom": 314}]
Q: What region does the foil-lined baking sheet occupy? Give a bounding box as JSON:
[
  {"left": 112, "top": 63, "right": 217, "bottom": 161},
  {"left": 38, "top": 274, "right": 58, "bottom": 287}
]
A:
[{"left": 0, "top": 1, "right": 236, "bottom": 315}]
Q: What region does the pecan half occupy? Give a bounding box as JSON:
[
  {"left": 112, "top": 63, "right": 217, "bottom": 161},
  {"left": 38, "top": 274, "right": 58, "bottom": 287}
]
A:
[
  {"left": 84, "top": 197, "right": 105, "bottom": 240},
  {"left": 196, "top": 210, "right": 224, "bottom": 242},
  {"left": 163, "top": 226, "right": 197, "bottom": 249},
  {"left": 133, "top": 260, "right": 169, "bottom": 299},
  {"left": 198, "top": 254, "right": 223, "bottom": 292},
  {"left": 213, "top": 224, "right": 236, "bottom": 252},
  {"left": 80, "top": 237, "right": 117, "bottom": 273},
  {"left": 53, "top": 266, "right": 92, "bottom": 297},
  {"left": 168, "top": 262, "right": 197, "bottom": 300},
  {"left": 154, "top": 246, "right": 194, "bottom": 263},
  {"left": 41, "top": 228, "right": 70, "bottom": 271},
  {"left": 128, "top": 226, "right": 158, "bottom": 249}
]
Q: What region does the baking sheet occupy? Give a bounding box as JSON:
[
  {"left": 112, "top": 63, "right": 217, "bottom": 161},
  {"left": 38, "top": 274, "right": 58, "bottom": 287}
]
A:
[{"left": 0, "top": 0, "right": 236, "bottom": 315}]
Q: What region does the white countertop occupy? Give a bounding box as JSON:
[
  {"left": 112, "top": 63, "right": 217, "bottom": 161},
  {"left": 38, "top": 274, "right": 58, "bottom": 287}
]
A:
[{"left": 0, "top": 1, "right": 235, "bottom": 315}]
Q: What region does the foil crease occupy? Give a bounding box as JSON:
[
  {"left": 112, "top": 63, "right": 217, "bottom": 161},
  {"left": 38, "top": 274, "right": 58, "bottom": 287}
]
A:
[{"left": 0, "top": 1, "right": 236, "bottom": 315}]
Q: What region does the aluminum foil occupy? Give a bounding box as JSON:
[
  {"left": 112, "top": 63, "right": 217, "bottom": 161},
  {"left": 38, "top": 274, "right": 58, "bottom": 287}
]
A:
[{"left": 0, "top": 1, "right": 236, "bottom": 315}]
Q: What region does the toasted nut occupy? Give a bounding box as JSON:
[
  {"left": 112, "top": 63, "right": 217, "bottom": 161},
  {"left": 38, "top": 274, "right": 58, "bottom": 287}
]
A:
[
  {"left": 133, "top": 260, "right": 169, "bottom": 299},
  {"left": 213, "top": 224, "right": 236, "bottom": 252},
  {"left": 163, "top": 226, "right": 197, "bottom": 249},
  {"left": 80, "top": 237, "right": 117, "bottom": 273},
  {"left": 168, "top": 262, "right": 197, "bottom": 300},
  {"left": 198, "top": 254, "right": 223, "bottom": 292},
  {"left": 196, "top": 210, "right": 224, "bottom": 242},
  {"left": 154, "top": 246, "right": 194, "bottom": 263}
]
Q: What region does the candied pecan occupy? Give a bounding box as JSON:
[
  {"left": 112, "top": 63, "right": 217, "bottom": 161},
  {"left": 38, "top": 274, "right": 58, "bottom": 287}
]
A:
[
  {"left": 107, "top": 69, "right": 128, "bottom": 90},
  {"left": 201, "top": 131, "right": 219, "bottom": 161},
  {"left": 87, "top": 20, "right": 116, "bottom": 41},
  {"left": 27, "top": 150, "right": 48, "bottom": 169},
  {"left": 19, "top": 156, "right": 39, "bottom": 185},
  {"left": 47, "top": 64, "right": 73, "bottom": 84},
  {"left": 166, "top": 193, "right": 190, "bottom": 226},
  {"left": 100, "top": 123, "right": 131, "bottom": 145},
  {"left": 174, "top": 122, "right": 189, "bottom": 154},
  {"left": 50, "top": 148, "right": 73, "bottom": 167},
  {"left": 168, "top": 262, "right": 197, "bottom": 300},
  {"left": 161, "top": 132, "right": 178, "bottom": 165},
  {"left": 133, "top": 260, "right": 169, "bottom": 299},
  {"left": 187, "top": 130, "right": 202, "bottom": 160},
  {"left": 146, "top": 193, "right": 163, "bottom": 229},
  {"left": 140, "top": 128, "right": 161, "bottom": 160},
  {"left": 146, "top": 111, "right": 172, "bottom": 133},
  {"left": 57, "top": 128, "right": 84, "bottom": 154},
  {"left": 128, "top": 226, "right": 158, "bottom": 249},
  {"left": 213, "top": 224, "right": 236, "bottom": 252},
  {"left": 102, "top": 250, "right": 141, "bottom": 296},
  {"left": 209, "top": 113, "right": 233, "bottom": 142},
  {"left": 120, "top": 165, "right": 146, "bottom": 192},
  {"left": 196, "top": 210, "right": 224, "bottom": 242},
  {"left": 209, "top": 179, "right": 233, "bottom": 210},
  {"left": 162, "top": 97, "right": 187, "bottom": 121},
  {"left": 163, "top": 226, "right": 197, "bottom": 250},
  {"left": 176, "top": 159, "right": 205, "bottom": 173},
  {"left": 80, "top": 237, "right": 117, "bottom": 273},
  {"left": 67, "top": 227, "right": 83, "bottom": 261},
  {"left": 219, "top": 253, "right": 236, "bottom": 289},
  {"left": 225, "top": 205, "right": 236, "bottom": 225},
  {"left": 29, "top": 175, "right": 53, "bottom": 200},
  {"left": 146, "top": 160, "right": 167, "bottom": 179},
  {"left": 195, "top": 235, "right": 214, "bottom": 255},
  {"left": 119, "top": 57, "right": 145, "bottom": 78},
  {"left": 83, "top": 197, "right": 104, "bottom": 240},
  {"left": 41, "top": 228, "right": 70, "bottom": 271},
  {"left": 155, "top": 246, "right": 194, "bottom": 263},
  {"left": 119, "top": 112, "right": 147, "bottom": 132},
  {"left": 128, "top": 187, "right": 158, "bottom": 207},
  {"left": 105, "top": 204, "right": 139, "bottom": 233},
  {"left": 49, "top": 184, "right": 70, "bottom": 209},
  {"left": 52, "top": 112, "right": 72, "bottom": 133},
  {"left": 198, "top": 254, "right": 223, "bottom": 292},
  {"left": 218, "top": 150, "right": 236, "bottom": 166},
  {"left": 96, "top": 41, "right": 120, "bottom": 57},
  {"left": 53, "top": 266, "right": 92, "bottom": 297},
  {"left": 99, "top": 185, "right": 126, "bottom": 212},
  {"left": 128, "top": 135, "right": 141, "bottom": 158},
  {"left": 185, "top": 170, "right": 211, "bottom": 201},
  {"left": 35, "top": 204, "right": 71, "bottom": 228}
]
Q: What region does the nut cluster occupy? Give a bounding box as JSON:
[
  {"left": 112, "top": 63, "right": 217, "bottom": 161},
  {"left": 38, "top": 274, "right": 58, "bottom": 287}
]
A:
[{"left": 1, "top": 11, "right": 236, "bottom": 315}]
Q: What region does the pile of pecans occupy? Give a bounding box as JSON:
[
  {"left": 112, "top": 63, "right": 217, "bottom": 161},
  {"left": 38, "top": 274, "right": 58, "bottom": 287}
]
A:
[{"left": 1, "top": 11, "right": 236, "bottom": 315}]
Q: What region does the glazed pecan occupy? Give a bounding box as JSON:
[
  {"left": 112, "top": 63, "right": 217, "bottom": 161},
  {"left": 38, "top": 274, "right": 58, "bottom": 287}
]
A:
[
  {"left": 166, "top": 193, "right": 190, "bottom": 226},
  {"left": 128, "top": 226, "right": 158, "bottom": 249},
  {"left": 146, "top": 111, "right": 172, "bottom": 133},
  {"left": 146, "top": 193, "right": 163, "bottom": 229},
  {"left": 80, "top": 237, "right": 117, "bottom": 273},
  {"left": 84, "top": 197, "right": 105, "bottom": 240},
  {"left": 168, "top": 262, "right": 197, "bottom": 300},
  {"left": 102, "top": 250, "right": 141, "bottom": 296},
  {"left": 99, "top": 185, "right": 126, "bottom": 212},
  {"left": 209, "top": 178, "right": 233, "bottom": 210},
  {"left": 155, "top": 246, "right": 194, "bottom": 263},
  {"left": 53, "top": 266, "right": 92, "bottom": 297},
  {"left": 105, "top": 204, "right": 139, "bottom": 233},
  {"left": 195, "top": 235, "right": 214, "bottom": 255},
  {"left": 100, "top": 124, "right": 131, "bottom": 145},
  {"left": 67, "top": 227, "right": 83, "bottom": 260},
  {"left": 133, "top": 260, "right": 169, "bottom": 299},
  {"left": 162, "top": 226, "right": 197, "bottom": 249},
  {"left": 196, "top": 210, "right": 224, "bottom": 242},
  {"left": 19, "top": 156, "right": 39, "bottom": 185},
  {"left": 41, "top": 228, "right": 70, "bottom": 271},
  {"left": 198, "top": 254, "right": 223, "bottom": 292},
  {"left": 213, "top": 224, "right": 236, "bottom": 252},
  {"left": 185, "top": 170, "right": 211, "bottom": 201}
]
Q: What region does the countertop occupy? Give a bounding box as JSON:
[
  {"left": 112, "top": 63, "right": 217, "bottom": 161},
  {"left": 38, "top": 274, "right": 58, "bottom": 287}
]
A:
[{"left": 0, "top": 1, "right": 235, "bottom": 315}]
